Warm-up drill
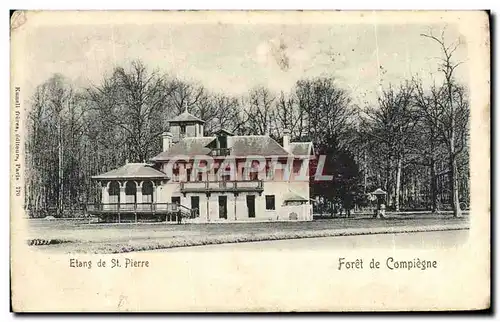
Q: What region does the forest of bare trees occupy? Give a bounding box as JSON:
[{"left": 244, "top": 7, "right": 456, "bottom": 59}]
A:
[{"left": 25, "top": 32, "right": 470, "bottom": 218}]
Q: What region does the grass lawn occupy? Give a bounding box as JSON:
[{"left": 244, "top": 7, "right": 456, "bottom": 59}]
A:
[{"left": 27, "top": 213, "right": 469, "bottom": 254}]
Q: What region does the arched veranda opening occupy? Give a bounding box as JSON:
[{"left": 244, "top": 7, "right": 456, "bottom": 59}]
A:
[
  {"left": 125, "top": 181, "right": 136, "bottom": 204},
  {"left": 142, "top": 181, "right": 154, "bottom": 203},
  {"left": 109, "top": 181, "right": 120, "bottom": 203}
]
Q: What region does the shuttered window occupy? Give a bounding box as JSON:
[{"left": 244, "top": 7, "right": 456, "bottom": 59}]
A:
[{"left": 265, "top": 195, "right": 275, "bottom": 210}]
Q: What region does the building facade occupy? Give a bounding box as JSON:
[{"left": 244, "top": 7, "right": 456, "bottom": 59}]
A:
[{"left": 89, "top": 110, "right": 314, "bottom": 223}]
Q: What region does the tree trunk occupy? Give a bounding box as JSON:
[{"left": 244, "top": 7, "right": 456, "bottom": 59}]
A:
[
  {"left": 411, "top": 176, "right": 416, "bottom": 206},
  {"left": 430, "top": 159, "right": 438, "bottom": 213},
  {"left": 447, "top": 74, "right": 461, "bottom": 218},
  {"left": 395, "top": 155, "right": 402, "bottom": 212},
  {"left": 449, "top": 154, "right": 462, "bottom": 217},
  {"left": 58, "top": 116, "right": 64, "bottom": 217},
  {"left": 384, "top": 158, "right": 390, "bottom": 202},
  {"left": 363, "top": 150, "right": 367, "bottom": 194}
]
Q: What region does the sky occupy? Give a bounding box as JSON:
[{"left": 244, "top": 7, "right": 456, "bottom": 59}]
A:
[{"left": 22, "top": 14, "right": 468, "bottom": 108}]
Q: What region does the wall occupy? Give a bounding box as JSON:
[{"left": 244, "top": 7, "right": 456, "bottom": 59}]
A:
[
  {"left": 278, "top": 204, "right": 312, "bottom": 221},
  {"left": 158, "top": 181, "right": 312, "bottom": 222},
  {"left": 156, "top": 156, "right": 312, "bottom": 222}
]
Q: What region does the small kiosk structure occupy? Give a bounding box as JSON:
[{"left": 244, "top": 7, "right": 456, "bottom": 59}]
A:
[{"left": 371, "top": 188, "right": 387, "bottom": 218}]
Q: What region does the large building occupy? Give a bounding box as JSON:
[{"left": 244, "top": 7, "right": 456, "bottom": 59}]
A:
[{"left": 89, "top": 110, "right": 315, "bottom": 223}]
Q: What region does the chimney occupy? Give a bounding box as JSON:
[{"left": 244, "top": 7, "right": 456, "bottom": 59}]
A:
[
  {"left": 162, "top": 132, "right": 173, "bottom": 152},
  {"left": 283, "top": 129, "right": 291, "bottom": 152}
]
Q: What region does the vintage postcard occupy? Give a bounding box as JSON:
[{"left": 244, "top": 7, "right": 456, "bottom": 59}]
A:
[{"left": 10, "top": 10, "right": 490, "bottom": 312}]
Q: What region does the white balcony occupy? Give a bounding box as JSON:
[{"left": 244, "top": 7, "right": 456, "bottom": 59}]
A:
[{"left": 180, "top": 180, "right": 264, "bottom": 194}]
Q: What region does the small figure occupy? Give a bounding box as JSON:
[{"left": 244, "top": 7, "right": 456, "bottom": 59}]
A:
[
  {"left": 379, "top": 204, "right": 386, "bottom": 218},
  {"left": 344, "top": 193, "right": 354, "bottom": 218},
  {"left": 371, "top": 188, "right": 387, "bottom": 219}
]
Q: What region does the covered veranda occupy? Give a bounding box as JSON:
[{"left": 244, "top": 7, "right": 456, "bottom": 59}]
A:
[{"left": 88, "top": 162, "right": 183, "bottom": 222}]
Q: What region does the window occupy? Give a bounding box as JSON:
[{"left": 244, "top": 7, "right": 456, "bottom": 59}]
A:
[
  {"left": 241, "top": 167, "right": 256, "bottom": 180},
  {"left": 294, "top": 161, "right": 302, "bottom": 174},
  {"left": 180, "top": 125, "right": 186, "bottom": 134},
  {"left": 266, "top": 167, "right": 274, "bottom": 180},
  {"left": 172, "top": 168, "right": 179, "bottom": 182},
  {"left": 186, "top": 169, "right": 192, "bottom": 182},
  {"left": 197, "top": 172, "right": 203, "bottom": 181},
  {"left": 218, "top": 135, "right": 227, "bottom": 149},
  {"left": 217, "top": 166, "right": 231, "bottom": 181},
  {"left": 249, "top": 172, "right": 258, "bottom": 181},
  {"left": 265, "top": 195, "right": 275, "bottom": 210}
]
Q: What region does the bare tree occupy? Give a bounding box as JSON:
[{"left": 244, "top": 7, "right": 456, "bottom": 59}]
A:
[
  {"left": 167, "top": 78, "right": 206, "bottom": 115},
  {"left": 26, "top": 82, "right": 50, "bottom": 215},
  {"left": 294, "top": 77, "right": 356, "bottom": 211},
  {"left": 413, "top": 79, "right": 450, "bottom": 212},
  {"left": 202, "top": 93, "right": 245, "bottom": 134},
  {"left": 87, "top": 60, "right": 175, "bottom": 162},
  {"left": 274, "top": 91, "right": 306, "bottom": 139},
  {"left": 361, "top": 81, "right": 418, "bottom": 212},
  {"left": 46, "top": 74, "right": 76, "bottom": 216},
  {"left": 242, "top": 86, "right": 277, "bottom": 136},
  {"left": 295, "top": 77, "right": 352, "bottom": 148},
  {"left": 26, "top": 74, "right": 85, "bottom": 217},
  {"left": 421, "top": 30, "right": 467, "bottom": 217}
]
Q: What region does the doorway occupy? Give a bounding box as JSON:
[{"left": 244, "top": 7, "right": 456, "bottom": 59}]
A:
[
  {"left": 246, "top": 195, "right": 255, "bottom": 218},
  {"left": 218, "top": 196, "right": 227, "bottom": 219},
  {"left": 170, "top": 196, "right": 181, "bottom": 222},
  {"left": 191, "top": 196, "right": 200, "bottom": 217}
]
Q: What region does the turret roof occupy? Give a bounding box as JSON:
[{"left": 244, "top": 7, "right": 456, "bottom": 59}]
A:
[{"left": 167, "top": 111, "right": 205, "bottom": 124}]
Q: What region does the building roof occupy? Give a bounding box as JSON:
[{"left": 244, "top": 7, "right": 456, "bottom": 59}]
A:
[
  {"left": 289, "top": 142, "right": 314, "bottom": 156},
  {"left": 229, "top": 136, "right": 289, "bottom": 157},
  {"left": 371, "top": 188, "right": 387, "bottom": 195},
  {"left": 151, "top": 135, "right": 292, "bottom": 161},
  {"left": 215, "top": 128, "right": 234, "bottom": 136},
  {"left": 167, "top": 111, "right": 205, "bottom": 124},
  {"left": 151, "top": 137, "right": 216, "bottom": 160},
  {"left": 283, "top": 191, "right": 309, "bottom": 202},
  {"left": 92, "top": 163, "right": 169, "bottom": 180}
]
